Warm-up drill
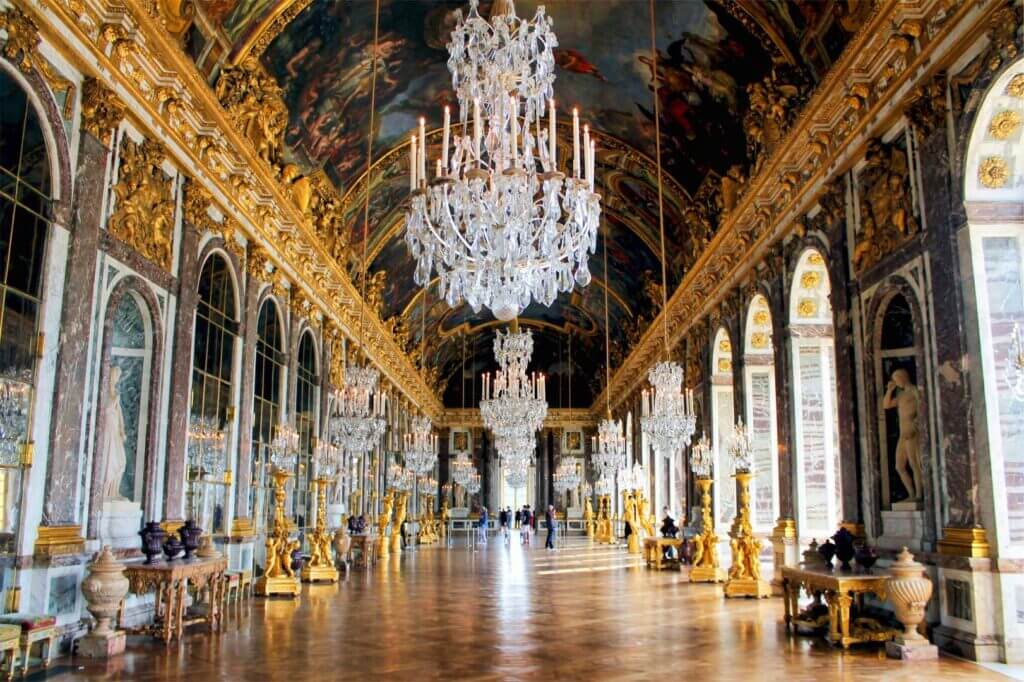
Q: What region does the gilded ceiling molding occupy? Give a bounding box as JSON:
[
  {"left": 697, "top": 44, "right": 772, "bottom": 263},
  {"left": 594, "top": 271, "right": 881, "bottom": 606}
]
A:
[
  {"left": 26, "top": 0, "right": 442, "bottom": 416},
  {"left": 594, "top": 0, "right": 1001, "bottom": 414},
  {"left": 228, "top": 0, "right": 314, "bottom": 65}
]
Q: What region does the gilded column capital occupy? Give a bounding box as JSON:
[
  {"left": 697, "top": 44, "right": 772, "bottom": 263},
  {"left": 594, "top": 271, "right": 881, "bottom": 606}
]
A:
[
  {"left": 81, "top": 78, "right": 125, "bottom": 146},
  {"left": 246, "top": 245, "right": 272, "bottom": 282}
]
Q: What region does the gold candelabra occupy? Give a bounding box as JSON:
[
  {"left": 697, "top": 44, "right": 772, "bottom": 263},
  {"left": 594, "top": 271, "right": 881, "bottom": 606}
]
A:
[
  {"left": 440, "top": 499, "right": 450, "bottom": 541},
  {"left": 417, "top": 493, "right": 439, "bottom": 545},
  {"left": 724, "top": 471, "right": 770, "bottom": 598},
  {"left": 390, "top": 490, "right": 409, "bottom": 555},
  {"left": 624, "top": 490, "right": 641, "bottom": 554},
  {"left": 596, "top": 495, "right": 614, "bottom": 543},
  {"left": 255, "top": 469, "right": 301, "bottom": 597},
  {"left": 689, "top": 477, "right": 726, "bottom": 583},
  {"left": 376, "top": 491, "right": 393, "bottom": 559},
  {"left": 301, "top": 476, "right": 339, "bottom": 583},
  {"left": 583, "top": 498, "right": 595, "bottom": 539}
]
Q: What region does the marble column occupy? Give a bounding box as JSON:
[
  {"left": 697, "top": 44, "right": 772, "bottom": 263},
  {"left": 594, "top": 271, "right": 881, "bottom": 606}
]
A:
[
  {"left": 233, "top": 274, "right": 260, "bottom": 522},
  {"left": 44, "top": 132, "right": 109, "bottom": 529},
  {"left": 770, "top": 273, "right": 796, "bottom": 521},
  {"left": 920, "top": 125, "right": 981, "bottom": 531},
  {"left": 162, "top": 202, "right": 201, "bottom": 523}
]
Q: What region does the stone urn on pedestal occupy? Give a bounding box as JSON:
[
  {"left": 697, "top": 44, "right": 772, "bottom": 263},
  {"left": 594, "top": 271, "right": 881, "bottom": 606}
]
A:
[
  {"left": 79, "top": 546, "right": 130, "bottom": 658},
  {"left": 885, "top": 547, "right": 938, "bottom": 660}
]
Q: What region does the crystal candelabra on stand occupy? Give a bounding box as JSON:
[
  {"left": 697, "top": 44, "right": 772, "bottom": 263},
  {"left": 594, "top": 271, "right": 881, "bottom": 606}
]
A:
[
  {"left": 724, "top": 420, "right": 770, "bottom": 599},
  {"left": 641, "top": 362, "right": 696, "bottom": 456},
  {"left": 328, "top": 365, "right": 387, "bottom": 457},
  {"left": 417, "top": 475, "right": 440, "bottom": 545},
  {"left": 688, "top": 433, "right": 726, "bottom": 583},
  {"left": 256, "top": 424, "right": 301, "bottom": 597},
  {"left": 405, "top": 0, "right": 601, "bottom": 322},
  {"left": 302, "top": 440, "right": 341, "bottom": 583}
]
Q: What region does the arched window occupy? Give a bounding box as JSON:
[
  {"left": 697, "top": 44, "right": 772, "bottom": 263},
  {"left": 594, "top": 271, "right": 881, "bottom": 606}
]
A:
[
  {"left": 0, "top": 70, "right": 51, "bottom": 537},
  {"left": 789, "top": 249, "right": 841, "bottom": 541},
  {"left": 189, "top": 253, "right": 238, "bottom": 534},
  {"left": 293, "top": 331, "right": 318, "bottom": 536},
  {"left": 744, "top": 294, "right": 779, "bottom": 531},
  {"left": 711, "top": 327, "right": 735, "bottom": 527},
  {"left": 251, "top": 299, "right": 285, "bottom": 528}
]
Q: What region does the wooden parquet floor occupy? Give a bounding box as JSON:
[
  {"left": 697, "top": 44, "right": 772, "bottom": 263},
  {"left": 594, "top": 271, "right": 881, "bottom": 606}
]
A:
[{"left": 56, "top": 538, "right": 1005, "bottom": 681}]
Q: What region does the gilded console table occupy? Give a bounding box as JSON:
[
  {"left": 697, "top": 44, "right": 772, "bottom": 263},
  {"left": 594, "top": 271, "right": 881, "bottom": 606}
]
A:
[
  {"left": 643, "top": 537, "right": 683, "bottom": 570},
  {"left": 120, "top": 557, "right": 228, "bottom": 643},
  {"left": 781, "top": 566, "right": 896, "bottom": 649}
]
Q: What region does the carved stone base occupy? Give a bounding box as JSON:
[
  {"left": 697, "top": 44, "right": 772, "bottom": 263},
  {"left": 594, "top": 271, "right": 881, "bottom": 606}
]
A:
[
  {"left": 78, "top": 630, "right": 125, "bottom": 658},
  {"left": 98, "top": 501, "right": 143, "bottom": 550},
  {"left": 690, "top": 565, "right": 727, "bottom": 583},
  {"left": 886, "top": 638, "right": 938, "bottom": 660},
  {"left": 724, "top": 577, "right": 771, "bottom": 599},
  {"left": 255, "top": 575, "right": 300, "bottom": 597},
  {"left": 878, "top": 509, "right": 926, "bottom": 552},
  {"left": 300, "top": 564, "right": 338, "bottom": 583}
]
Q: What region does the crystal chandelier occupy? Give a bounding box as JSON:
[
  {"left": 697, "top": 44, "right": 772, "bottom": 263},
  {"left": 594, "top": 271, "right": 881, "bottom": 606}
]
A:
[
  {"left": 465, "top": 470, "right": 481, "bottom": 496},
  {"left": 451, "top": 452, "right": 475, "bottom": 488},
  {"left": 328, "top": 365, "right": 387, "bottom": 457},
  {"left": 389, "top": 463, "right": 415, "bottom": 493},
  {"left": 618, "top": 462, "right": 646, "bottom": 491},
  {"left": 690, "top": 432, "right": 713, "bottom": 479},
  {"left": 594, "top": 475, "right": 612, "bottom": 497},
  {"left": 270, "top": 423, "right": 300, "bottom": 471},
  {"left": 641, "top": 362, "right": 696, "bottom": 455},
  {"left": 405, "top": 0, "right": 601, "bottom": 321},
  {"left": 402, "top": 415, "right": 439, "bottom": 475},
  {"left": 480, "top": 328, "right": 547, "bottom": 438},
  {"left": 504, "top": 457, "right": 531, "bottom": 489},
  {"left": 188, "top": 415, "right": 227, "bottom": 478},
  {"left": 728, "top": 419, "right": 754, "bottom": 474},
  {"left": 591, "top": 417, "right": 626, "bottom": 479},
  {"left": 553, "top": 459, "right": 581, "bottom": 492}
]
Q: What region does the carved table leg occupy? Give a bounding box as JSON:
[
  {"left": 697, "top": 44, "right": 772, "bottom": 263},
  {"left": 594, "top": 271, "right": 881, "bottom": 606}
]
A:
[
  {"left": 825, "top": 590, "right": 839, "bottom": 644},
  {"left": 782, "top": 579, "right": 793, "bottom": 629},
  {"left": 837, "top": 593, "right": 853, "bottom": 649}
]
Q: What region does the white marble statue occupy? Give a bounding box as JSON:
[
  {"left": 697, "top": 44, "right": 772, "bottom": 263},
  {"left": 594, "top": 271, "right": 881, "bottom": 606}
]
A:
[
  {"left": 100, "top": 366, "right": 128, "bottom": 501},
  {"left": 882, "top": 368, "right": 922, "bottom": 502},
  {"left": 454, "top": 483, "right": 466, "bottom": 509}
]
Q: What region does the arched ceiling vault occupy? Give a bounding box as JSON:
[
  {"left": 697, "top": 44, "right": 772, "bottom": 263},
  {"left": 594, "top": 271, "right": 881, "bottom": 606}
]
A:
[{"left": 192, "top": 0, "right": 864, "bottom": 406}]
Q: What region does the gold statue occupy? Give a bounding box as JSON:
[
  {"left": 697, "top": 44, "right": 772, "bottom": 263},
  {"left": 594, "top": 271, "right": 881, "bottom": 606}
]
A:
[
  {"left": 724, "top": 472, "right": 770, "bottom": 598},
  {"left": 391, "top": 491, "right": 408, "bottom": 555},
  {"left": 255, "top": 469, "right": 301, "bottom": 597},
  {"left": 301, "top": 476, "right": 339, "bottom": 583},
  {"left": 583, "top": 498, "right": 595, "bottom": 540},
  {"left": 638, "top": 494, "right": 655, "bottom": 538},
  {"left": 440, "top": 500, "right": 450, "bottom": 541},
  {"left": 377, "top": 491, "right": 393, "bottom": 559},
  {"left": 624, "top": 491, "right": 640, "bottom": 554},
  {"left": 690, "top": 478, "right": 726, "bottom": 583}
]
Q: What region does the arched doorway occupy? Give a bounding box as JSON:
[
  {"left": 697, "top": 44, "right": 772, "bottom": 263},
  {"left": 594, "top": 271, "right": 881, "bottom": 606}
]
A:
[
  {"left": 789, "top": 248, "right": 841, "bottom": 541},
  {"left": 744, "top": 295, "right": 779, "bottom": 532}
]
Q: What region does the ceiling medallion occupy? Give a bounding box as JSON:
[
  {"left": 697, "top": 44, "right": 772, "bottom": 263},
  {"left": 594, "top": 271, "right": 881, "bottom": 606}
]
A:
[
  {"left": 989, "top": 110, "right": 1021, "bottom": 140},
  {"left": 979, "top": 156, "right": 1010, "bottom": 188},
  {"left": 405, "top": 0, "right": 601, "bottom": 321}
]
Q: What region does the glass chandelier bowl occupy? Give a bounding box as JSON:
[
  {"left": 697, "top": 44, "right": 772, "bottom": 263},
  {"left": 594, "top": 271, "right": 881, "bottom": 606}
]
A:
[
  {"left": 403, "top": 414, "right": 439, "bottom": 475},
  {"left": 553, "top": 459, "right": 581, "bottom": 492},
  {"left": 640, "top": 361, "right": 696, "bottom": 455},
  {"left": 328, "top": 364, "right": 387, "bottom": 457},
  {"left": 503, "top": 457, "right": 531, "bottom": 489},
  {"left": 728, "top": 419, "right": 754, "bottom": 474},
  {"left": 405, "top": 0, "right": 601, "bottom": 321},
  {"left": 480, "top": 328, "right": 547, "bottom": 438},
  {"left": 270, "top": 423, "right": 300, "bottom": 471},
  {"left": 690, "top": 432, "right": 713, "bottom": 479},
  {"left": 591, "top": 415, "right": 626, "bottom": 479}
]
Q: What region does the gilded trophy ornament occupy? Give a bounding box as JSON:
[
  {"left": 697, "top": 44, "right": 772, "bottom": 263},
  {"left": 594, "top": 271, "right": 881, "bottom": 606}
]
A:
[
  {"left": 979, "top": 156, "right": 1011, "bottom": 188},
  {"left": 81, "top": 78, "right": 125, "bottom": 146},
  {"left": 989, "top": 110, "right": 1021, "bottom": 140},
  {"left": 0, "top": 6, "right": 40, "bottom": 73},
  {"left": 109, "top": 138, "right": 175, "bottom": 271},
  {"left": 853, "top": 138, "right": 919, "bottom": 273}
]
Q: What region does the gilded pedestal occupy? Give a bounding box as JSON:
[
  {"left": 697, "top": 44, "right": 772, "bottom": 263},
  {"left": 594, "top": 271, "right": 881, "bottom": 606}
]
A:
[
  {"left": 724, "top": 472, "right": 770, "bottom": 598},
  {"left": 301, "top": 476, "right": 338, "bottom": 584},
  {"left": 255, "top": 469, "right": 301, "bottom": 597},
  {"left": 690, "top": 478, "right": 726, "bottom": 583}
]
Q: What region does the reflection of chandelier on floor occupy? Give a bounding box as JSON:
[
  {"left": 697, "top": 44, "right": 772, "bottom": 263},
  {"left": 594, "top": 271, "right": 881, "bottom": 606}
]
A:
[{"left": 405, "top": 0, "right": 601, "bottom": 321}]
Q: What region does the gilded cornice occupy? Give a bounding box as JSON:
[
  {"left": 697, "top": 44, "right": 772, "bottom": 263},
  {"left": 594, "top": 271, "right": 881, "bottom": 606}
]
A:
[
  {"left": 22, "top": 0, "right": 442, "bottom": 417},
  {"left": 437, "top": 408, "right": 598, "bottom": 430},
  {"left": 593, "top": 0, "right": 1002, "bottom": 414}
]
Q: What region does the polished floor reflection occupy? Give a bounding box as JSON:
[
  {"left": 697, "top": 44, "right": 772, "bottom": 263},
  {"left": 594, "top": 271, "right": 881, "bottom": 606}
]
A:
[{"left": 58, "top": 539, "right": 1003, "bottom": 680}]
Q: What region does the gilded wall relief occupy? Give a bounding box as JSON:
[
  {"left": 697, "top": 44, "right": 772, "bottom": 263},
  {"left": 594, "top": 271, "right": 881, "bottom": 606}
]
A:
[
  {"left": 109, "top": 138, "right": 175, "bottom": 271},
  {"left": 852, "top": 137, "right": 919, "bottom": 274}
]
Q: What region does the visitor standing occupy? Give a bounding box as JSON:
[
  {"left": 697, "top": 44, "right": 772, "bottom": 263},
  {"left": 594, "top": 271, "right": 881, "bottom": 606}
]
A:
[
  {"left": 478, "top": 506, "right": 488, "bottom": 546},
  {"left": 520, "top": 506, "right": 532, "bottom": 546},
  {"left": 514, "top": 508, "right": 521, "bottom": 529},
  {"left": 545, "top": 504, "right": 556, "bottom": 550}
]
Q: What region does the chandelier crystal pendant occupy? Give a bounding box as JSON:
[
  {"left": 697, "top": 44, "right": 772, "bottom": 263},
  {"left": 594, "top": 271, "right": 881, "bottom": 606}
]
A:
[
  {"left": 328, "top": 365, "right": 387, "bottom": 458},
  {"left": 690, "top": 432, "right": 713, "bottom": 479},
  {"left": 480, "top": 327, "right": 547, "bottom": 438},
  {"left": 641, "top": 361, "right": 696, "bottom": 455},
  {"left": 403, "top": 415, "right": 439, "bottom": 475},
  {"left": 405, "top": 0, "right": 602, "bottom": 321}
]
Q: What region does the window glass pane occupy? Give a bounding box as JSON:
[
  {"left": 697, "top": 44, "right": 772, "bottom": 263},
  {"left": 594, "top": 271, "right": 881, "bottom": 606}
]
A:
[
  {"left": 0, "top": 291, "right": 36, "bottom": 372},
  {"left": 0, "top": 87, "right": 25, "bottom": 178},
  {"left": 6, "top": 205, "right": 44, "bottom": 297},
  {"left": 18, "top": 105, "right": 49, "bottom": 197}
]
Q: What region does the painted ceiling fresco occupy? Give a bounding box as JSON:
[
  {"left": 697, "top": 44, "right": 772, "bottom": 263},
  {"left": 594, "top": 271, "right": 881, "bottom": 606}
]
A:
[{"left": 198, "top": 0, "right": 868, "bottom": 406}]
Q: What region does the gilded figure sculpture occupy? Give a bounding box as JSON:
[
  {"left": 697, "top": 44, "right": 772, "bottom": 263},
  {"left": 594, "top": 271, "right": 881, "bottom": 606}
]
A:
[
  {"left": 109, "top": 138, "right": 175, "bottom": 271},
  {"left": 724, "top": 472, "right": 770, "bottom": 598},
  {"left": 301, "top": 476, "right": 339, "bottom": 583},
  {"left": 81, "top": 78, "right": 125, "bottom": 145},
  {"left": 255, "top": 469, "right": 301, "bottom": 596},
  {"left": 583, "top": 498, "right": 595, "bottom": 539},
  {"left": 853, "top": 138, "right": 919, "bottom": 273},
  {"left": 391, "top": 491, "right": 408, "bottom": 555},
  {"left": 377, "top": 491, "right": 393, "bottom": 559},
  {"left": 690, "top": 478, "right": 726, "bottom": 583}
]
